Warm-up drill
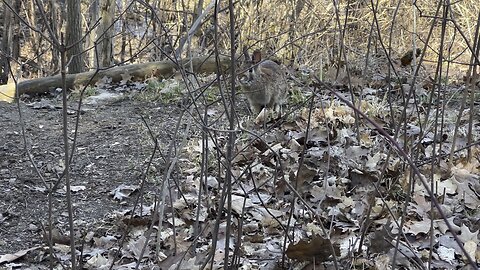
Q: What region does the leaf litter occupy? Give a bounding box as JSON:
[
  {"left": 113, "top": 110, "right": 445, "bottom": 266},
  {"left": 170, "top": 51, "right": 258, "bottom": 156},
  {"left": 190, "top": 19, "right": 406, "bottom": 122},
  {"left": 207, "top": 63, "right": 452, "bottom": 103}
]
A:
[{"left": 0, "top": 63, "right": 479, "bottom": 269}]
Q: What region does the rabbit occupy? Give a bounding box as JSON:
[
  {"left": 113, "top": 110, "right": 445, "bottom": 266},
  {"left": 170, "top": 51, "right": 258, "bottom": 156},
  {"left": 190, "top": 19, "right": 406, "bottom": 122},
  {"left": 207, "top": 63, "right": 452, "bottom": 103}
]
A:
[{"left": 239, "top": 48, "right": 288, "bottom": 117}]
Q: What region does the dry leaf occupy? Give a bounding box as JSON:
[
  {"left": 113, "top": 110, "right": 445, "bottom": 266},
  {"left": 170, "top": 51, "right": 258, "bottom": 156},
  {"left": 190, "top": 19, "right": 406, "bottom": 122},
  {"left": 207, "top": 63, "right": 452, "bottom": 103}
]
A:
[
  {"left": 286, "top": 235, "right": 340, "bottom": 261},
  {"left": 0, "top": 247, "right": 39, "bottom": 263}
]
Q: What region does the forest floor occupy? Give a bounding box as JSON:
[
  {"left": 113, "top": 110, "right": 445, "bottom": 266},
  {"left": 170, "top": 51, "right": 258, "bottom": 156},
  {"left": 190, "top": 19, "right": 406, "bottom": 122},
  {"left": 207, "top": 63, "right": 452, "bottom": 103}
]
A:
[
  {"left": 0, "top": 69, "right": 479, "bottom": 269},
  {"left": 0, "top": 88, "right": 186, "bottom": 268}
]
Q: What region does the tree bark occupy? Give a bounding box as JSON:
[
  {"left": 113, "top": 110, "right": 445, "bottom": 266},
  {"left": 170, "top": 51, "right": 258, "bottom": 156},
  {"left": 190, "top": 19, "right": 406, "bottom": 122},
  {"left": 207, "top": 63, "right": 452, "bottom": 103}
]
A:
[
  {"left": 26, "top": 0, "right": 40, "bottom": 76},
  {"left": 96, "top": 0, "right": 115, "bottom": 68},
  {"left": 66, "top": 0, "right": 85, "bottom": 73},
  {"left": 86, "top": 0, "right": 99, "bottom": 69},
  {"left": 0, "top": 5, "right": 13, "bottom": 84},
  {"left": 0, "top": 0, "right": 21, "bottom": 84},
  {"left": 50, "top": 0, "right": 61, "bottom": 72}
]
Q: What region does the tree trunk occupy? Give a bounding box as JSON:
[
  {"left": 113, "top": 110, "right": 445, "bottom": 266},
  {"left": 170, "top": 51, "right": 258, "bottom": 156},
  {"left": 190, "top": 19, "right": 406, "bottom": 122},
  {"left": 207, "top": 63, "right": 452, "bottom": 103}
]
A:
[
  {"left": 49, "top": 0, "right": 61, "bottom": 73},
  {"left": 66, "top": 0, "right": 85, "bottom": 73},
  {"left": 119, "top": 0, "right": 127, "bottom": 63},
  {"left": 96, "top": 0, "right": 115, "bottom": 68},
  {"left": 86, "top": 0, "right": 99, "bottom": 69},
  {"left": 0, "top": 5, "right": 12, "bottom": 84},
  {"left": 0, "top": 0, "right": 21, "bottom": 84}
]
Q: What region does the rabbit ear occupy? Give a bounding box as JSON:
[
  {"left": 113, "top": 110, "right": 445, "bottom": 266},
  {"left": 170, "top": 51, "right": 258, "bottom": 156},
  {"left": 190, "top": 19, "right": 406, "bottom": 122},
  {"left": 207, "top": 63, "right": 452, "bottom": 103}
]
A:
[{"left": 252, "top": 50, "right": 262, "bottom": 64}]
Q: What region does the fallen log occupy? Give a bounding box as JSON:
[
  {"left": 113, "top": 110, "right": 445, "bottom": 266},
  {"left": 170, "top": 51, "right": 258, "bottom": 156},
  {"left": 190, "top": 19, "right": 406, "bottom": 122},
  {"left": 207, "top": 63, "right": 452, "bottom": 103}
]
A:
[{"left": 0, "top": 55, "right": 231, "bottom": 102}]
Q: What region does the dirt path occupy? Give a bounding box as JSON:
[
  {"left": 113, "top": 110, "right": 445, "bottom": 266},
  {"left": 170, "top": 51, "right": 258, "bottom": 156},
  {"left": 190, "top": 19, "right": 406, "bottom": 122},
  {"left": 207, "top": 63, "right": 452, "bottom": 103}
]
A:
[{"left": 0, "top": 95, "right": 180, "bottom": 255}]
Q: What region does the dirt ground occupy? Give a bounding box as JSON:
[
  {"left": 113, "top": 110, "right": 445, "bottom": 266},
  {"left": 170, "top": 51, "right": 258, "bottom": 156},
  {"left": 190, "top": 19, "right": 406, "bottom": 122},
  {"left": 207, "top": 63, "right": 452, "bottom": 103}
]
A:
[
  {"left": 2, "top": 79, "right": 479, "bottom": 269},
  {"left": 0, "top": 92, "right": 182, "bottom": 258}
]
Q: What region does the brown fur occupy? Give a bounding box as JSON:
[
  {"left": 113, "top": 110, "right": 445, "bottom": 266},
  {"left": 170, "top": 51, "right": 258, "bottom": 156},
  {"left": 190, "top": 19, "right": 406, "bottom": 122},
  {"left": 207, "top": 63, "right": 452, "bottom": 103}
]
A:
[{"left": 239, "top": 49, "right": 288, "bottom": 116}]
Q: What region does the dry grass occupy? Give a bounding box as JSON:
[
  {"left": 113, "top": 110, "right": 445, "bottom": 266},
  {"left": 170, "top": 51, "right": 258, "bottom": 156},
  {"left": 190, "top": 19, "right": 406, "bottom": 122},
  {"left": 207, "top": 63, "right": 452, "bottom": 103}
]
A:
[{"left": 11, "top": 0, "right": 480, "bottom": 79}]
